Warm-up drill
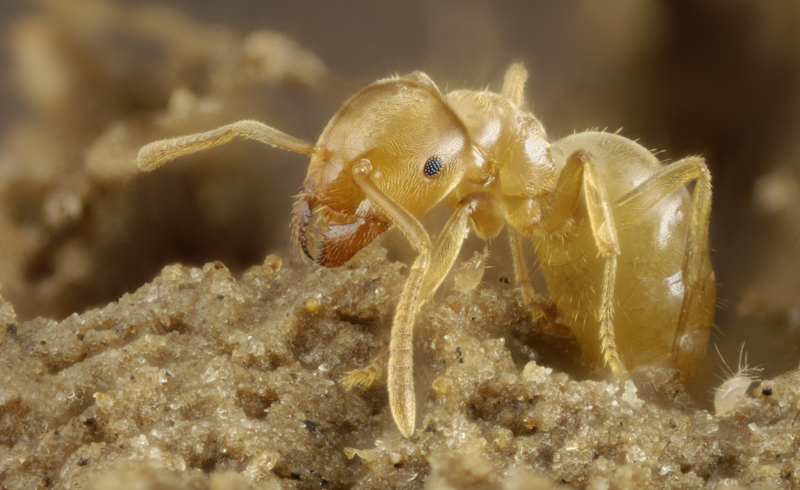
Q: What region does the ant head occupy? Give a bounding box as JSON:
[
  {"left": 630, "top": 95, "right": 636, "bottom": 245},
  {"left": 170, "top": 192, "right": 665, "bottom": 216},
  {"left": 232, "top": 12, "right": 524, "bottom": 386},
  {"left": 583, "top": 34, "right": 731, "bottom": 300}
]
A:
[{"left": 294, "top": 73, "right": 472, "bottom": 267}]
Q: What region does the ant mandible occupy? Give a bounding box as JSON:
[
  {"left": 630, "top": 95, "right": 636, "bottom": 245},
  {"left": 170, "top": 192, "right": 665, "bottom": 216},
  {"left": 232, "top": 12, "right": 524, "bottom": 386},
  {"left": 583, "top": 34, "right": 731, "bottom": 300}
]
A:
[{"left": 138, "top": 63, "right": 716, "bottom": 438}]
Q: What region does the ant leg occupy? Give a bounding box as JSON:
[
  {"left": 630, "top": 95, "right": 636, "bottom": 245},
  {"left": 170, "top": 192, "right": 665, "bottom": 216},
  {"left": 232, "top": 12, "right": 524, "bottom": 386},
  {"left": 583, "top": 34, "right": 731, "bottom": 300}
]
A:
[
  {"left": 540, "top": 151, "right": 624, "bottom": 375},
  {"left": 340, "top": 196, "right": 476, "bottom": 393},
  {"left": 508, "top": 228, "right": 546, "bottom": 321},
  {"left": 137, "top": 120, "right": 315, "bottom": 171},
  {"left": 350, "top": 160, "right": 474, "bottom": 438},
  {"left": 502, "top": 63, "right": 529, "bottom": 107},
  {"left": 613, "top": 157, "right": 713, "bottom": 370},
  {"left": 420, "top": 196, "right": 484, "bottom": 303}
]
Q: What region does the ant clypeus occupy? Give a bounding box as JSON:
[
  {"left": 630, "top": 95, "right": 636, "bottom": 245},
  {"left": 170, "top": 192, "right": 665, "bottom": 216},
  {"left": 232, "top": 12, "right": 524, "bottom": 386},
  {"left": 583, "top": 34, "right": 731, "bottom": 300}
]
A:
[{"left": 138, "top": 63, "right": 716, "bottom": 438}]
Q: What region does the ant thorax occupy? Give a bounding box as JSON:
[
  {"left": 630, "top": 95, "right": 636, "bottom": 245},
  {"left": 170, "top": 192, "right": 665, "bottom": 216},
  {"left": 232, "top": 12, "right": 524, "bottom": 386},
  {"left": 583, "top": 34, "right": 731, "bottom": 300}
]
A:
[{"left": 445, "top": 89, "right": 556, "bottom": 236}]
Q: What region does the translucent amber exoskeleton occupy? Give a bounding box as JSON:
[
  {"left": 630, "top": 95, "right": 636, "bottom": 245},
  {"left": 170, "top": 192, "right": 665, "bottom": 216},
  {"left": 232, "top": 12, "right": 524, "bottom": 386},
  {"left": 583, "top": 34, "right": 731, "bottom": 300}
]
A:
[{"left": 137, "top": 63, "right": 715, "bottom": 438}]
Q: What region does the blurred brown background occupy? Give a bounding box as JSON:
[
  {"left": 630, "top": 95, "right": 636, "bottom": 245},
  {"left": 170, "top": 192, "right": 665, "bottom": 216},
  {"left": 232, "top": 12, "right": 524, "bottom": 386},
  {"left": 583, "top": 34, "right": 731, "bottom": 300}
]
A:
[{"left": 0, "top": 0, "right": 798, "bottom": 394}]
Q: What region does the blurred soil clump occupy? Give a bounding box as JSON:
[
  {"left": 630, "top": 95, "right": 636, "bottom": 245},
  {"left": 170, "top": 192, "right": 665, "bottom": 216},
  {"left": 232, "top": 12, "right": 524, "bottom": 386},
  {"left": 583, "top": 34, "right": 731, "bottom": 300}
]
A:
[{"left": 0, "top": 0, "right": 327, "bottom": 320}]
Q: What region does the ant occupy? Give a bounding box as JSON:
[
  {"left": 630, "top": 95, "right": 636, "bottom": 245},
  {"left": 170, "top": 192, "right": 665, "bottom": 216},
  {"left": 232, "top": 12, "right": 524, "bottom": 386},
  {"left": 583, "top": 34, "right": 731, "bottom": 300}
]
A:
[{"left": 138, "top": 63, "right": 716, "bottom": 438}]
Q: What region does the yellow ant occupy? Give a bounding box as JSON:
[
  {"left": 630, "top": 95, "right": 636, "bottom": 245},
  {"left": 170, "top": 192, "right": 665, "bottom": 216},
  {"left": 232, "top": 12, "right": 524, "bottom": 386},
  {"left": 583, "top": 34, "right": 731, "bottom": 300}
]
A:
[{"left": 137, "top": 63, "right": 716, "bottom": 438}]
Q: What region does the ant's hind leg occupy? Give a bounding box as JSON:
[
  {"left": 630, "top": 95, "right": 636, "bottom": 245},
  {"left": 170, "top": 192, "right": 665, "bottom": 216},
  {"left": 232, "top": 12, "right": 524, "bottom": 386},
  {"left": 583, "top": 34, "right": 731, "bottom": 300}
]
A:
[
  {"left": 137, "top": 120, "right": 315, "bottom": 171},
  {"left": 613, "top": 156, "right": 714, "bottom": 370}
]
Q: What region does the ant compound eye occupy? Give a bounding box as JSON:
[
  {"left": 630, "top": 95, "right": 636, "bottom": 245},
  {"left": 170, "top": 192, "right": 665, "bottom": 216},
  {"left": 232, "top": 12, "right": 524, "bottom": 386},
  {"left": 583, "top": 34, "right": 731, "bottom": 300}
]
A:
[{"left": 424, "top": 156, "right": 444, "bottom": 177}]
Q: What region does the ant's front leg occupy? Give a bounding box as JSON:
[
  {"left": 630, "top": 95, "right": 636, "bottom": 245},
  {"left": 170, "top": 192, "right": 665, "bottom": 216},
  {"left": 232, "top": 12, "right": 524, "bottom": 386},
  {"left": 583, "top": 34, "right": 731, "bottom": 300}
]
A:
[
  {"left": 540, "top": 151, "right": 623, "bottom": 376},
  {"left": 349, "top": 159, "right": 475, "bottom": 437},
  {"left": 340, "top": 195, "right": 479, "bottom": 390}
]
